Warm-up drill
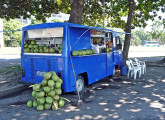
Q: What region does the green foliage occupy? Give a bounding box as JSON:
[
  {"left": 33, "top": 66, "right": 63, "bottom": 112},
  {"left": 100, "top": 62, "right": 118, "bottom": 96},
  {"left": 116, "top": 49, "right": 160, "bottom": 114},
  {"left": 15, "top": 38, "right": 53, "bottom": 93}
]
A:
[
  {"left": 83, "top": 0, "right": 165, "bottom": 29},
  {"left": 0, "top": 1, "right": 70, "bottom": 22},
  {"left": 130, "top": 33, "right": 142, "bottom": 46},
  {"left": 134, "top": 30, "right": 150, "bottom": 41},
  {"left": 30, "top": 19, "right": 43, "bottom": 25},
  {"left": 51, "top": 19, "right": 64, "bottom": 22},
  {"left": 3, "top": 19, "right": 23, "bottom": 47},
  {"left": 1, "top": 0, "right": 164, "bottom": 29},
  {"left": 149, "top": 20, "right": 164, "bottom": 42},
  {"left": 159, "top": 33, "right": 165, "bottom": 45}
]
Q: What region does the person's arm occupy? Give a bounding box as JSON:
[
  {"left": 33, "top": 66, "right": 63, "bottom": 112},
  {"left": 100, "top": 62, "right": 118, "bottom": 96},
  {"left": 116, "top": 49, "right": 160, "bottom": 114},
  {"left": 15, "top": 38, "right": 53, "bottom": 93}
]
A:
[{"left": 91, "top": 44, "right": 99, "bottom": 54}]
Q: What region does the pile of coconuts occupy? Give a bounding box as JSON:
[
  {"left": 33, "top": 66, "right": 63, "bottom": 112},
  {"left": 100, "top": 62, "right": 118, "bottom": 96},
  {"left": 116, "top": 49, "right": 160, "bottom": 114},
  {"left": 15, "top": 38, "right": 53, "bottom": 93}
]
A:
[{"left": 27, "top": 71, "right": 70, "bottom": 111}]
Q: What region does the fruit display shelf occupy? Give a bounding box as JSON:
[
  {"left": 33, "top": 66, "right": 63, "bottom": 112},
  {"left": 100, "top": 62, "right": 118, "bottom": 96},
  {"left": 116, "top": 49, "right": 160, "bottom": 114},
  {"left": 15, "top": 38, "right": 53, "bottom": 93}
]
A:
[{"left": 23, "top": 53, "right": 62, "bottom": 56}]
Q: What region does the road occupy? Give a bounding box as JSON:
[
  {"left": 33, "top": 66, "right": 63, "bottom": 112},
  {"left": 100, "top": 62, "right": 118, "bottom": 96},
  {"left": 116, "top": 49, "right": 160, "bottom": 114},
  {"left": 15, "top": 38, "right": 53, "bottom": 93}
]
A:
[
  {"left": 128, "top": 52, "right": 165, "bottom": 58},
  {"left": 0, "top": 65, "right": 165, "bottom": 120},
  {"left": 0, "top": 55, "right": 21, "bottom": 68}
]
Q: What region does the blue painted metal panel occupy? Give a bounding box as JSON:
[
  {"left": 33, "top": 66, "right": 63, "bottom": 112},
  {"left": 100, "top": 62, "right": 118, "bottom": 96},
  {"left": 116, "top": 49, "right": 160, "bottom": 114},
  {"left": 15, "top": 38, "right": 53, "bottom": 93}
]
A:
[
  {"left": 68, "top": 54, "right": 107, "bottom": 91},
  {"left": 106, "top": 52, "right": 114, "bottom": 75},
  {"left": 21, "top": 55, "right": 63, "bottom": 84},
  {"left": 69, "top": 27, "right": 92, "bottom": 51}
]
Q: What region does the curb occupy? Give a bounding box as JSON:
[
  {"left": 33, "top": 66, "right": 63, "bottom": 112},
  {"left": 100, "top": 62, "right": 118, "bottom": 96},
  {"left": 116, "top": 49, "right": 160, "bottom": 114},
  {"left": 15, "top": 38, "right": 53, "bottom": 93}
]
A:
[{"left": 0, "top": 84, "right": 28, "bottom": 98}]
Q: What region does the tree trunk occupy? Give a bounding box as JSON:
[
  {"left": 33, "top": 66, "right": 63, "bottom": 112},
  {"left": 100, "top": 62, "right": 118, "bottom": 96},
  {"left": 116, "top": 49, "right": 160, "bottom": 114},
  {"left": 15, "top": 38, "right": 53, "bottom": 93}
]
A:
[
  {"left": 123, "top": 0, "right": 135, "bottom": 65},
  {"left": 69, "top": 0, "right": 85, "bottom": 24}
]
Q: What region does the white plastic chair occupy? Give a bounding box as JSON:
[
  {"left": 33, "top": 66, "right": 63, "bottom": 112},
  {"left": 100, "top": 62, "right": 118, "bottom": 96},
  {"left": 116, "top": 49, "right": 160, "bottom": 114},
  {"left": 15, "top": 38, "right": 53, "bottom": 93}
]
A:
[
  {"left": 126, "top": 60, "right": 141, "bottom": 80},
  {"left": 135, "top": 58, "right": 146, "bottom": 74}
]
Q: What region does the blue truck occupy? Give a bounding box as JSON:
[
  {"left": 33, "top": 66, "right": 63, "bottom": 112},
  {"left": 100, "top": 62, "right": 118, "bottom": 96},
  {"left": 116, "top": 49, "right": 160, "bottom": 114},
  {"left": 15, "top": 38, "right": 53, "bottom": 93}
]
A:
[{"left": 21, "top": 22, "right": 123, "bottom": 93}]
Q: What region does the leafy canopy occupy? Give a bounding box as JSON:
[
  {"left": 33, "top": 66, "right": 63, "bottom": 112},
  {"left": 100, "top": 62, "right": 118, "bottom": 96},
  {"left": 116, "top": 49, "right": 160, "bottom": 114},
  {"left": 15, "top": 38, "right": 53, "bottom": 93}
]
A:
[
  {"left": 3, "top": 19, "right": 23, "bottom": 46},
  {"left": 0, "top": 0, "right": 164, "bottom": 30},
  {"left": 0, "top": 0, "right": 70, "bottom": 22},
  {"left": 83, "top": 0, "right": 165, "bottom": 31}
]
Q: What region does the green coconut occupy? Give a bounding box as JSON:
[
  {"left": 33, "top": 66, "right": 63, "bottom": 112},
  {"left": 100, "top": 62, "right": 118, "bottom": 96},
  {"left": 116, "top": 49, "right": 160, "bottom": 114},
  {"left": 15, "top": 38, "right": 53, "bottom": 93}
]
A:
[
  {"left": 24, "top": 44, "right": 28, "bottom": 48},
  {"left": 24, "top": 48, "right": 30, "bottom": 53},
  {"left": 49, "top": 48, "right": 55, "bottom": 53},
  {"left": 37, "top": 97, "right": 46, "bottom": 105},
  {"left": 52, "top": 71, "right": 56, "bottom": 75},
  {"left": 37, "top": 91, "right": 45, "bottom": 98},
  {"left": 50, "top": 86, "right": 55, "bottom": 90},
  {"left": 27, "top": 100, "right": 33, "bottom": 108},
  {"left": 91, "top": 49, "right": 95, "bottom": 54},
  {"left": 55, "top": 82, "right": 61, "bottom": 89},
  {"left": 32, "top": 91, "right": 37, "bottom": 97},
  {"left": 37, "top": 104, "right": 44, "bottom": 111},
  {"left": 35, "top": 92, "right": 40, "bottom": 98},
  {"left": 44, "top": 72, "right": 52, "bottom": 80},
  {"left": 72, "top": 50, "right": 79, "bottom": 56},
  {"left": 58, "top": 99, "right": 65, "bottom": 108},
  {"left": 44, "top": 48, "right": 49, "bottom": 53},
  {"left": 31, "top": 40, "right": 36, "bottom": 45},
  {"left": 46, "top": 96, "right": 53, "bottom": 104},
  {"left": 78, "top": 51, "right": 83, "bottom": 56},
  {"left": 48, "top": 90, "right": 56, "bottom": 97},
  {"left": 34, "top": 44, "right": 39, "bottom": 48},
  {"left": 86, "top": 50, "right": 90, "bottom": 55},
  {"left": 28, "top": 44, "right": 34, "bottom": 48},
  {"left": 48, "top": 80, "right": 55, "bottom": 87},
  {"left": 57, "top": 78, "right": 63, "bottom": 84},
  {"left": 43, "top": 86, "right": 51, "bottom": 93},
  {"left": 33, "top": 84, "right": 41, "bottom": 91},
  {"left": 89, "top": 50, "right": 93, "bottom": 55},
  {"left": 51, "top": 74, "right": 59, "bottom": 81},
  {"left": 41, "top": 80, "right": 48, "bottom": 86},
  {"left": 39, "top": 48, "right": 43, "bottom": 53},
  {"left": 43, "top": 46, "right": 48, "bottom": 49},
  {"left": 30, "top": 48, "right": 35, "bottom": 53},
  {"left": 33, "top": 100, "right": 38, "bottom": 108},
  {"left": 44, "top": 103, "right": 52, "bottom": 110},
  {"left": 34, "top": 48, "right": 39, "bottom": 53},
  {"left": 55, "top": 89, "right": 62, "bottom": 95},
  {"left": 52, "top": 101, "right": 58, "bottom": 110},
  {"left": 53, "top": 95, "right": 60, "bottom": 101}
]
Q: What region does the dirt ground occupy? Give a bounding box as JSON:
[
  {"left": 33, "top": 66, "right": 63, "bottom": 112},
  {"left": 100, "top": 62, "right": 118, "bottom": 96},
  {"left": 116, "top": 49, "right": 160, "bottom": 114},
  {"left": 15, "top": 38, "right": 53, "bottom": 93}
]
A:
[{"left": 0, "top": 65, "right": 21, "bottom": 89}]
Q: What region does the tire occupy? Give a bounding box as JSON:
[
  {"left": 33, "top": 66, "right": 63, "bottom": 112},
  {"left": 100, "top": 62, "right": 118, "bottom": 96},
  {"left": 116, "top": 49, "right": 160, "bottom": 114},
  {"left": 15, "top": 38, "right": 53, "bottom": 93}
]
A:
[{"left": 74, "top": 75, "right": 85, "bottom": 94}]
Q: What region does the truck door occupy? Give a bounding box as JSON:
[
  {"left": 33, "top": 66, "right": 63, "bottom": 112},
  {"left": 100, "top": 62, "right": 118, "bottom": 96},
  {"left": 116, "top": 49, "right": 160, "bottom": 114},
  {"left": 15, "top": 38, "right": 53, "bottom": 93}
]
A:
[
  {"left": 113, "top": 36, "right": 122, "bottom": 65},
  {"left": 105, "top": 32, "right": 114, "bottom": 75}
]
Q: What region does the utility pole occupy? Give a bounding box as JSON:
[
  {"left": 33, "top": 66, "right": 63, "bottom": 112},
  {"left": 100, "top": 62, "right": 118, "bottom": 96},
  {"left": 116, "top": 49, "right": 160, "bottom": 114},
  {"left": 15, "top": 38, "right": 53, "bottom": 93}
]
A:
[{"left": 0, "top": 18, "right": 4, "bottom": 48}]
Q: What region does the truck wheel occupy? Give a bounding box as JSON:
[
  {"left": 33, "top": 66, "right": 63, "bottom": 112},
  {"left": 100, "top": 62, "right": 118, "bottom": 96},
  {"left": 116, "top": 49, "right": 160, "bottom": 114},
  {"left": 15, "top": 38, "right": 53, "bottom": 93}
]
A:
[{"left": 74, "top": 75, "right": 85, "bottom": 94}]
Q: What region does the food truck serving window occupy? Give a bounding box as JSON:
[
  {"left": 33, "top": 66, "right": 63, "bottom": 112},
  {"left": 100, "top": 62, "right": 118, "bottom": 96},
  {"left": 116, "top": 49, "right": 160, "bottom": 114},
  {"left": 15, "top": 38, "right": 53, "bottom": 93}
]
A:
[
  {"left": 23, "top": 27, "right": 63, "bottom": 54},
  {"left": 91, "top": 30, "right": 113, "bottom": 54}
]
